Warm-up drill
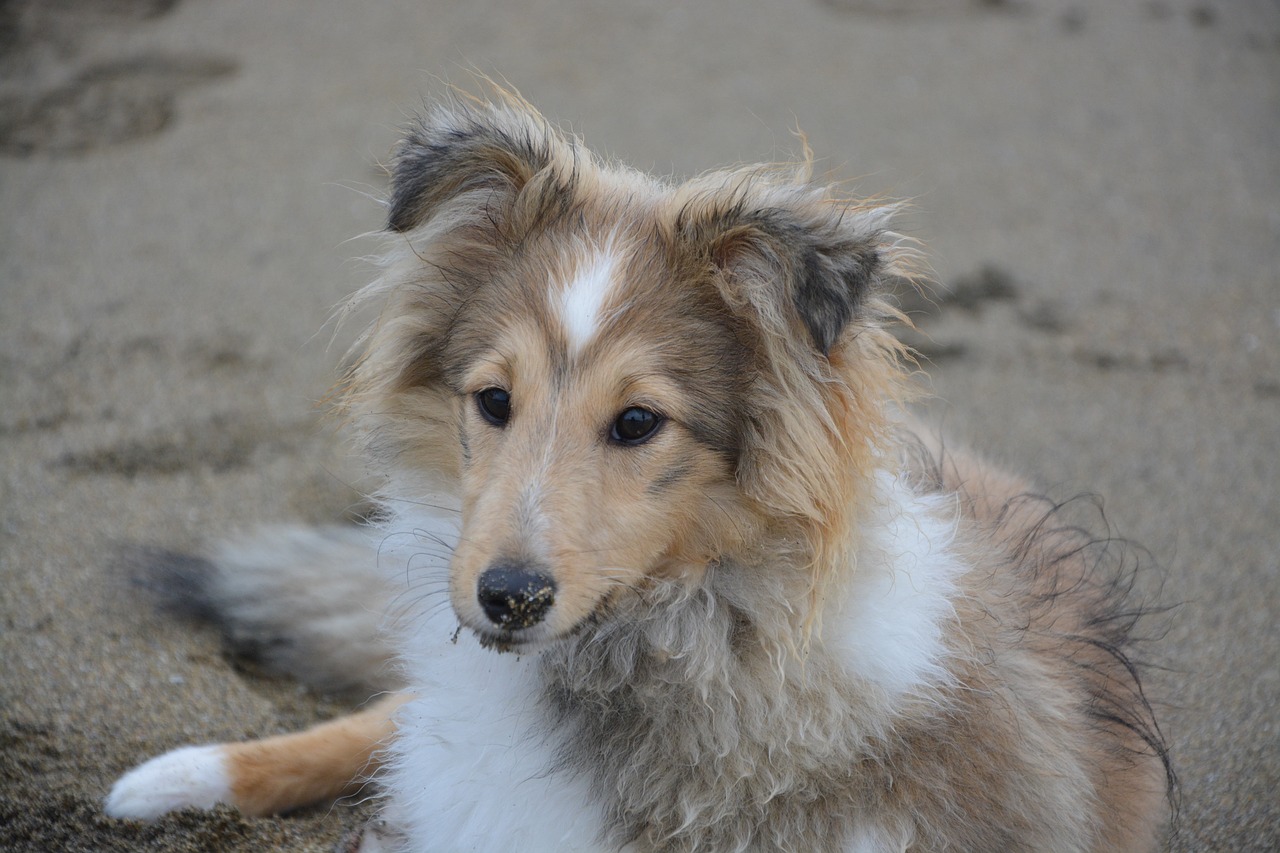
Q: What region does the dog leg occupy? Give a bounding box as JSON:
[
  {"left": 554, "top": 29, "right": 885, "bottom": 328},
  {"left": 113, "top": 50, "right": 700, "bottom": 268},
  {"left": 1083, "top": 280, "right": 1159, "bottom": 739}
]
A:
[{"left": 106, "top": 692, "right": 408, "bottom": 819}]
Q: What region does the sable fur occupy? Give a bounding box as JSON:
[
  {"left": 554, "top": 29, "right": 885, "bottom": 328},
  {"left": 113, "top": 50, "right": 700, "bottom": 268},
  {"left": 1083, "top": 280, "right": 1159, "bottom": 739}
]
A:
[
  {"left": 107, "top": 88, "right": 1171, "bottom": 852},
  {"left": 344, "top": 90, "right": 1170, "bottom": 850}
]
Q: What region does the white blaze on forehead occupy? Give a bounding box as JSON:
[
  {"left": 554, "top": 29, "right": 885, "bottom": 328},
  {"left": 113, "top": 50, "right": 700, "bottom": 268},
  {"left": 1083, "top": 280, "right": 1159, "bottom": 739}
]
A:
[{"left": 555, "top": 249, "right": 621, "bottom": 355}]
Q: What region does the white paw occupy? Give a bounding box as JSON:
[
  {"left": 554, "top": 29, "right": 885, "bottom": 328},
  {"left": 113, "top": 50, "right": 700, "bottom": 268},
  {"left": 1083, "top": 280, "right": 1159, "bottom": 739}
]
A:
[{"left": 105, "top": 744, "right": 232, "bottom": 820}]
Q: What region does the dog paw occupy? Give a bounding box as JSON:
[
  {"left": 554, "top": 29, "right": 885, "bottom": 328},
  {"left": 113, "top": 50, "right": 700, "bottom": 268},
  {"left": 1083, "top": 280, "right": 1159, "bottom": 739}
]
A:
[{"left": 105, "top": 744, "right": 232, "bottom": 819}]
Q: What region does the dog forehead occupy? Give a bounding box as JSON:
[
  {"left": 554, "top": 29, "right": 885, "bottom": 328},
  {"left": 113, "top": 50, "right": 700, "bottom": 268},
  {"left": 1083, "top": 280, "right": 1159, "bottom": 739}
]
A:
[
  {"left": 552, "top": 243, "right": 622, "bottom": 357},
  {"left": 543, "top": 236, "right": 743, "bottom": 368}
]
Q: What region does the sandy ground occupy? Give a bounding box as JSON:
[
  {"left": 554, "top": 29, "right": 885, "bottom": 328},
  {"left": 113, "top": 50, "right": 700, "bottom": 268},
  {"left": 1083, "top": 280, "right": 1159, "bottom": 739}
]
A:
[{"left": 1, "top": 0, "right": 1277, "bottom": 850}]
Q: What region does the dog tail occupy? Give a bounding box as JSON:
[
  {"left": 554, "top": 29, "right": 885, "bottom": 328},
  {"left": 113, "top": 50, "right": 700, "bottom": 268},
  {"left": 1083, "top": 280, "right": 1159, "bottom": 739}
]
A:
[{"left": 126, "top": 525, "right": 402, "bottom": 695}]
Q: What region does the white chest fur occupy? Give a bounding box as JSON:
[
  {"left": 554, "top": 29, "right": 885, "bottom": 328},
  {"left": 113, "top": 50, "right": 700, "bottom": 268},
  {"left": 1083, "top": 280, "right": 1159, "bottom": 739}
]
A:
[
  {"left": 384, "top": 634, "right": 607, "bottom": 852},
  {"left": 374, "top": 517, "right": 609, "bottom": 852}
]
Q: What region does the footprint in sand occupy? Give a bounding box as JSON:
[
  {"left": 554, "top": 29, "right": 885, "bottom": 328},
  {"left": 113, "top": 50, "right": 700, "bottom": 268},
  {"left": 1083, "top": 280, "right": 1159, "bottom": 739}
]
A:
[{"left": 0, "top": 54, "right": 237, "bottom": 156}]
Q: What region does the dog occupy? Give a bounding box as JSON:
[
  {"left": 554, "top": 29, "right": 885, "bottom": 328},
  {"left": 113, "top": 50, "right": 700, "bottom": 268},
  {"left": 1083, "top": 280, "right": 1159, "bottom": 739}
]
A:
[{"left": 106, "top": 90, "right": 1173, "bottom": 852}]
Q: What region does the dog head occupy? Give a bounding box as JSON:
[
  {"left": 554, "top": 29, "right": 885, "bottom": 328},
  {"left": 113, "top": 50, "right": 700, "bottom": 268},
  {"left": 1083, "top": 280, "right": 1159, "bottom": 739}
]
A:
[{"left": 346, "top": 91, "right": 912, "bottom": 650}]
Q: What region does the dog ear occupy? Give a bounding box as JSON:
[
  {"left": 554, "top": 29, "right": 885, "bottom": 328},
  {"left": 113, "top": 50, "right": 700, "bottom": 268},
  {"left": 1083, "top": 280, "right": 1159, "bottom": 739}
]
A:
[
  {"left": 676, "top": 182, "right": 889, "bottom": 357},
  {"left": 672, "top": 178, "right": 906, "bottom": 601},
  {"left": 787, "top": 224, "right": 880, "bottom": 356},
  {"left": 386, "top": 97, "right": 565, "bottom": 233}
]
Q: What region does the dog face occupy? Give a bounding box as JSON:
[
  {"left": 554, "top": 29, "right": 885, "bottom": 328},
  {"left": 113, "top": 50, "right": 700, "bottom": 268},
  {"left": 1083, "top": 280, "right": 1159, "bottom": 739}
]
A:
[
  {"left": 437, "top": 231, "right": 757, "bottom": 649},
  {"left": 347, "top": 92, "right": 908, "bottom": 650}
]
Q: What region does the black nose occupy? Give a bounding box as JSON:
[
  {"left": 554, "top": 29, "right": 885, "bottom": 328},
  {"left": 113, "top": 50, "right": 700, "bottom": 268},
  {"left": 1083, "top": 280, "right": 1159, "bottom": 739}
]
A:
[{"left": 477, "top": 563, "right": 556, "bottom": 629}]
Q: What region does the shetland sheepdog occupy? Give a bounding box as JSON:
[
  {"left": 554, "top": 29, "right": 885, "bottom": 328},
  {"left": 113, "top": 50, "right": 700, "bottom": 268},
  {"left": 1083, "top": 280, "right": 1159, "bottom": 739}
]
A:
[{"left": 106, "top": 90, "right": 1172, "bottom": 852}]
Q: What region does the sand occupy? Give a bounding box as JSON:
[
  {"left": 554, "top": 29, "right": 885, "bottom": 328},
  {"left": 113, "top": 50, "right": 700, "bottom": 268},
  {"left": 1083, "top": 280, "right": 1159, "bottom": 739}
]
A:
[{"left": 2, "top": 0, "right": 1277, "bottom": 850}]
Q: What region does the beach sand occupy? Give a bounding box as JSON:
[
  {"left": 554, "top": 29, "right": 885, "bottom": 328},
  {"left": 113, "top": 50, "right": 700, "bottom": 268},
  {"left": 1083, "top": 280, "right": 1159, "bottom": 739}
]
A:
[{"left": 2, "top": 0, "right": 1277, "bottom": 849}]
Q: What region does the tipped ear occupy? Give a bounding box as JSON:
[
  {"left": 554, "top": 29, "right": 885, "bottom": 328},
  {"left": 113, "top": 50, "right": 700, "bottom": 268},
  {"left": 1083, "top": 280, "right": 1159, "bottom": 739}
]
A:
[
  {"left": 681, "top": 186, "right": 888, "bottom": 356},
  {"left": 386, "top": 98, "right": 564, "bottom": 233},
  {"left": 790, "top": 228, "right": 880, "bottom": 355}
]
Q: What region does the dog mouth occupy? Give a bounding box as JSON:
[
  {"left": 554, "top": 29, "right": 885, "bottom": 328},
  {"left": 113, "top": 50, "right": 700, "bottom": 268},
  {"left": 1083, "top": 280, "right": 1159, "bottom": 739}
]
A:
[
  {"left": 473, "top": 630, "right": 525, "bottom": 654},
  {"left": 470, "top": 625, "right": 565, "bottom": 655},
  {"left": 466, "top": 598, "right": 610, "bottom": 654}
]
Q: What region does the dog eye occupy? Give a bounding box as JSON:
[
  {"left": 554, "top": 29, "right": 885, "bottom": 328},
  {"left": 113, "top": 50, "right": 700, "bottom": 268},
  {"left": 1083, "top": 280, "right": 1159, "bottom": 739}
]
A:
[
  {"left": 476, "top": 388, "right": 511, "bottom": 425},
  {"left": 611, "top": 407, "right": 662, "bottom": 445}
]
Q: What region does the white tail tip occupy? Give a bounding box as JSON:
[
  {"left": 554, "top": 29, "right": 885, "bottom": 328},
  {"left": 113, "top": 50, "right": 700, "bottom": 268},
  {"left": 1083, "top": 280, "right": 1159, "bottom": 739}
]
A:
[{"left": 105, "top": 744, "right": 232, "bottom": 820}]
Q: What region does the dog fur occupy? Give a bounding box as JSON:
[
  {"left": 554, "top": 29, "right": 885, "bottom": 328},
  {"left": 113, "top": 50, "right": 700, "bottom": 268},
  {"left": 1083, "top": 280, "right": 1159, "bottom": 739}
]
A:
[{"left": 106, "top": 90, "right": 1172, "bottom": 852}]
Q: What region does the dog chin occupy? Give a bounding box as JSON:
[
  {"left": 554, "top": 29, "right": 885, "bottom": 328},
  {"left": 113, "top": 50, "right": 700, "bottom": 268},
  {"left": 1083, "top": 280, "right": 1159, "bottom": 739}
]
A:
[
  {"left": 473, "top": 629, "right": 544, "bottom": 654},
  {"left": 469, "top": 610, "right": 601, "bottom": 654}
]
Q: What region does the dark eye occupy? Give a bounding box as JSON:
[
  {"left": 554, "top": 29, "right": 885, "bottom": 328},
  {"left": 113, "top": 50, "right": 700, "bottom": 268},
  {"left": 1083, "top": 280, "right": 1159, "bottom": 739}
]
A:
[
  {"left": 476, "top": 388, "right": 511, "bottom": 426},
  {"left": 611, "top": 407, "right": 663, "bottom": 445}
]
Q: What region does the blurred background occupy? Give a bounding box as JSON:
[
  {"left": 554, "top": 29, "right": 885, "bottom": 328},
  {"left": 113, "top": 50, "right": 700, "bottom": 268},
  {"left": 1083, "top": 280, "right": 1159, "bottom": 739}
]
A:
[{"left": 1, "top": 1, "right": 1277, "bottom": 850}]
